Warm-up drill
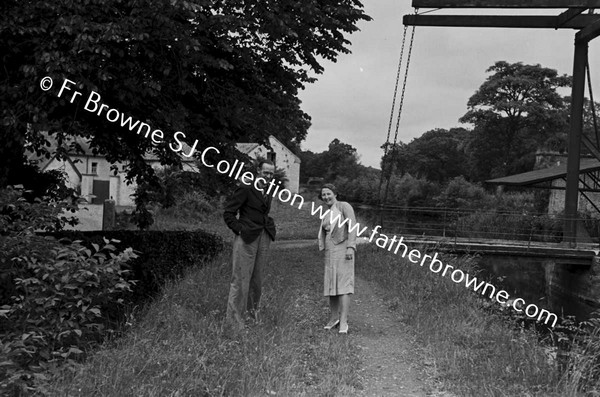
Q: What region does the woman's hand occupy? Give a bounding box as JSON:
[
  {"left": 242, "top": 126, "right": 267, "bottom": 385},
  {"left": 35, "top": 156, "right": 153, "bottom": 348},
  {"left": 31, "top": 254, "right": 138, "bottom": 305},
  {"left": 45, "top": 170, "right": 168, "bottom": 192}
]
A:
[{"left": 345, "top": 247, "right": 354, "bottom": 260}]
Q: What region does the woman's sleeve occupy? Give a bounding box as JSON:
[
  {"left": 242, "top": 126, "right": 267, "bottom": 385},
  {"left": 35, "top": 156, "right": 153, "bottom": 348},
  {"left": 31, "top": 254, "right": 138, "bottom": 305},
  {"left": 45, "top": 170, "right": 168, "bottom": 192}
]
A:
[{"left": 342, "top": 202, "right": 357, "bottom": 250}]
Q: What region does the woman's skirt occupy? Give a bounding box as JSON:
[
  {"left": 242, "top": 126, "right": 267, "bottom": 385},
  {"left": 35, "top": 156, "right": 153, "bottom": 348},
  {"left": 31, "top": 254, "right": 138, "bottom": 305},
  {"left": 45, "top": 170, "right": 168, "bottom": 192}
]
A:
[{"left": 323, "top": 234, "right": 354, "bottom": 296}]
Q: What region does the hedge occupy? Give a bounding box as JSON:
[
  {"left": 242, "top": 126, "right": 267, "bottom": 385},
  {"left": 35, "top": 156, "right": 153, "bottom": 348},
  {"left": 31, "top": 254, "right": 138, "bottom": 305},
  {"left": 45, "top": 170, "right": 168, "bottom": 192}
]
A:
[{"left": 45, "top": 229, "right": 225, "bottom": 300}]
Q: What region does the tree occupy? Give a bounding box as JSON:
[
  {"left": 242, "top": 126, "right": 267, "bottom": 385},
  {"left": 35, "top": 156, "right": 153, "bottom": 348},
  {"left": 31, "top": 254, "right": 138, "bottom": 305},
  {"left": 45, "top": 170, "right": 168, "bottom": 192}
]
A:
[
  {"left": 322, "top": 138, "right": 363, "bottom": 180},
  {"left": 298, "top": 150, "right": 324, "bottom": 183},
  {"left": 299, "top": 138, "right": 364, "bottom": 182},
  {"left": 379, "top": 141, "right": 407, "bottom": 180},
  {"left": 1, "top": 0, "right": 371, "bottom": 225},
  {"left": 460, "top": 61, "right": 571, "bottom": 180},
  {"left": 400, "top": 128, "right": 469, "bottom": 183}
]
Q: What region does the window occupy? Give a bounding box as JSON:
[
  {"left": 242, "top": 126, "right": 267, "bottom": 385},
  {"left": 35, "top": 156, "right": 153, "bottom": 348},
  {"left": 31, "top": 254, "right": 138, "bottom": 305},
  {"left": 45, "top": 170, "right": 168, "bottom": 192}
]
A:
[
  {"left": 267, "top": 152, "right": 276, "bottom": 164},
  {"left": 91, "top": 162, "right": 98, "bottom": 174}
]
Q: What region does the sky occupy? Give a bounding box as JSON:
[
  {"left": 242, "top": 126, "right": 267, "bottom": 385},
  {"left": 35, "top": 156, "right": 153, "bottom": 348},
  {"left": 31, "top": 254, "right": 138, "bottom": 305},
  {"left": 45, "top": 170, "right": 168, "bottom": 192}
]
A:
[{"left": 298, "top": 1, "right": 600, "bottom": 169}]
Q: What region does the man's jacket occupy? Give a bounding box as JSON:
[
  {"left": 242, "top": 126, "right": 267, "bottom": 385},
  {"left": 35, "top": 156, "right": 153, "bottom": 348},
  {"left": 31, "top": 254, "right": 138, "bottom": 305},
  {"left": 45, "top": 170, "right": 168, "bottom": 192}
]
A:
[{"left": 223, "top": 183, "right": 276, "bottom": 243}]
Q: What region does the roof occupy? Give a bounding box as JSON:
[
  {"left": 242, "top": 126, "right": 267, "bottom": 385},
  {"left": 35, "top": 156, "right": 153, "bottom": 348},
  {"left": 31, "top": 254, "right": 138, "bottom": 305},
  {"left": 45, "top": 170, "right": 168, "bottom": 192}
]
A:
[
  {"left": 236, "top": 136, "right": 301, "bottom": 162},
  {"left": 236, "top": 143, "right": 260, "bottom": 154},
  {"left": 486, "top": 158, "right": 600, "bottom": 186}
]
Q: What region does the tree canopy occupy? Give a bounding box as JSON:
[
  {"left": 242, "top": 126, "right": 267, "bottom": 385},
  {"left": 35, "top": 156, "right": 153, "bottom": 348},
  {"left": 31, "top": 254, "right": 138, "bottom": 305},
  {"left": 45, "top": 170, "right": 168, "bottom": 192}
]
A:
[
  {"left": 395, "top": 128, "right": 470, "bottom": 183},
  {"left": 459, "top": 61, "right": 571, "bottom": 180},
  {"left": 298, "top": 138, "right": 367, "bottom": 182},
  {"left": 1, "top": 0, "right": 371, "bottom": 192}
]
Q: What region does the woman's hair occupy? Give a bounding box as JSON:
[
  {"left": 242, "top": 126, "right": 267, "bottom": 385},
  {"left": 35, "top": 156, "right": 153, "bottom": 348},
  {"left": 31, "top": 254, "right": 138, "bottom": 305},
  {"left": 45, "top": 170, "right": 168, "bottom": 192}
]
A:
[{"left": 319, "top": 183, "right": 339, "bottom": 200}]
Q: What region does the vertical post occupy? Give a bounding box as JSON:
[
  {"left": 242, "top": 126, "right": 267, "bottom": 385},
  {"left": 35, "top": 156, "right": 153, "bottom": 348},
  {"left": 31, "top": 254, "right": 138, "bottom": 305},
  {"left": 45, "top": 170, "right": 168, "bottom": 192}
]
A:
[
  {"left": 564, "top": 40, "right": 588, "bottom": 247},
  {"left": 103, "top": 199, "right": 116, "bottom": 231}
]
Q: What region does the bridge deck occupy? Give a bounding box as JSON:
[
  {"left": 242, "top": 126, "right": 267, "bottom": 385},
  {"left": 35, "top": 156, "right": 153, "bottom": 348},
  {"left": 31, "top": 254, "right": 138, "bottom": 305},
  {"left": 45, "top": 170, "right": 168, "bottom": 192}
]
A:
[{"left": 396, "top": 235, "right": 599, "bottom": 265}]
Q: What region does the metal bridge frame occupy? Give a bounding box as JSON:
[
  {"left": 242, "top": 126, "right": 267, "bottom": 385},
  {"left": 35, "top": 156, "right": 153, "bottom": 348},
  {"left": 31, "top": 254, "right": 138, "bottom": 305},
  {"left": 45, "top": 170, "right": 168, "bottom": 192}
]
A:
[{"left": 403, "top": 1, "right": 600, "bottom": 247}]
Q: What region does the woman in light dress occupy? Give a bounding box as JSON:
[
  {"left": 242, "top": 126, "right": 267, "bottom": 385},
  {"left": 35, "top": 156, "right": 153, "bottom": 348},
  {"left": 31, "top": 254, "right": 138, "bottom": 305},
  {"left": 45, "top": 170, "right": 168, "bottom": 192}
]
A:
[{"left": 317, "top": 183, "right": 357, "bottom": 334}]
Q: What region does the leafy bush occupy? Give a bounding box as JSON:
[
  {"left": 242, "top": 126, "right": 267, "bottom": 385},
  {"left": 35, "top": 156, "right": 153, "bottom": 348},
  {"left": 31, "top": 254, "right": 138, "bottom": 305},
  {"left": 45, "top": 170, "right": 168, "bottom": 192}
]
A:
[
  {"left": 48, "top": 229, "right": 225, "bottom": 299},
  {"left": 0, "top": 185, "right": 139, "bottom": 395},
  {"left": 580, "top": 210, "right": 600, "bottom": 239},
  {"left": 151, "top": 190, "right": 217, "bottom": 223},
  {"left": 388, "top": 174, "right": 440, "bottom": 207},
  {"left": 0, "top": 185, "right": 78, "bottom": 305},
  {"left": 0, "top": 239, "right": 136, "bottom": 396},
  {"left": 334, "top": 175, "right": 380, "bottom": 205},
  {"left": 334, "top": 173, "right": 440, "bottom": 207},
  {"left": 455, "top": 211, "right": 562, "bottom": 242},
  {"left": 0, "top": 185, "right": 78, "bottom": 235},
  {"left": 435, "top": 176, "right": 488, "bottom": 210}
]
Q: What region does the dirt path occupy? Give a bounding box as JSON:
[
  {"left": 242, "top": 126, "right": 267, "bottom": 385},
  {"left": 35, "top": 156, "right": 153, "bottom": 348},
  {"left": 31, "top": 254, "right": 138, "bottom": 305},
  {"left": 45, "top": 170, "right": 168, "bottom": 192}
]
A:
[
  {"left": 351, "top": 276, "right": 452, "bottom": 397},
  {"left": 274, "top": 240, "right": 452, "bottom": 396}
]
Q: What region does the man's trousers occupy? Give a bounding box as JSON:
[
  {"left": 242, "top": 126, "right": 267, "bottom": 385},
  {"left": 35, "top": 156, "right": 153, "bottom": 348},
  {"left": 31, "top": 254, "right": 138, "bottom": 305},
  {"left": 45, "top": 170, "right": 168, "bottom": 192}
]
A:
[{"left": 225, "top": 230, "right": 271, "bottom": 330}]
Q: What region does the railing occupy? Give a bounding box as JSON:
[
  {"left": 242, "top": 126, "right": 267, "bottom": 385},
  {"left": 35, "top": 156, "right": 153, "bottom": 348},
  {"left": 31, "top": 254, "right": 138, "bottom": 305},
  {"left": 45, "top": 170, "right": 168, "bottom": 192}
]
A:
[{"left": 353, "top": 205, "right": 600, "bottom": 244}]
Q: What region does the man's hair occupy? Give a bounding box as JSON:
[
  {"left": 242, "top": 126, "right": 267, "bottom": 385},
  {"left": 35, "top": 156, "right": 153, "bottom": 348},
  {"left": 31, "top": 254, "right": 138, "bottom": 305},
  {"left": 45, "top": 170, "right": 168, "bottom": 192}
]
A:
[{"left": 257, "top": 159, "right": 274, "bottom": 169}]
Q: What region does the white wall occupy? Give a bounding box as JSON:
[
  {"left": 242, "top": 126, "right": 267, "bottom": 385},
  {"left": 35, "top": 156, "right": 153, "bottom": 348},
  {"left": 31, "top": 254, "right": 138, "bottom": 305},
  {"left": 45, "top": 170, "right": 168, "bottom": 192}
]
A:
[{"left": 268, "top": 136, "right": 300, "bottom": 193}]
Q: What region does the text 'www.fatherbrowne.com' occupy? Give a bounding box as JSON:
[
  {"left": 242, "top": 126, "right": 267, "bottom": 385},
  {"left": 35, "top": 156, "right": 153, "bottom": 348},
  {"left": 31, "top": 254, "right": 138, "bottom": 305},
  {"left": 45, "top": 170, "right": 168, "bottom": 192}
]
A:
[{"left": 309, "top": 202, "right": 558, "bottom": 328}]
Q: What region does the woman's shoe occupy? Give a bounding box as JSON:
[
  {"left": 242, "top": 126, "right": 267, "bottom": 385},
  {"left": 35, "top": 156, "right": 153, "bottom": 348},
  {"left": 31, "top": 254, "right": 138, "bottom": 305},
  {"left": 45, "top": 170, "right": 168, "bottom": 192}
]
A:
[
  {"left": 339, "top": 323, "right": 349, "bottom": 334},
  {"left": 324, "top": 319, "right": 340, "bottom": 330}
]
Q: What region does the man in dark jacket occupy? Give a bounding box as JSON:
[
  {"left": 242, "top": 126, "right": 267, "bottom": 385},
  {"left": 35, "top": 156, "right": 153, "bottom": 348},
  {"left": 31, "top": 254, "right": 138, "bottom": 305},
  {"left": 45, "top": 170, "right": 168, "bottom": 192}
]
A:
[{"left": 223, "top": 160, "right": 276, "bottom": 331}]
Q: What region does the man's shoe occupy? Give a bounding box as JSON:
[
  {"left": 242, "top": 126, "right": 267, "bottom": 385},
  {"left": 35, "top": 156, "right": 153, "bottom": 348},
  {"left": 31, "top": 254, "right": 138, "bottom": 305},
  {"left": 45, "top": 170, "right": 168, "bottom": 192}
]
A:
[
  {"left": 324, "top": 319, "right": 340, "bottom": 330},
  {"left": 339, "top": 323, "right": 349, "bottom": 334}
]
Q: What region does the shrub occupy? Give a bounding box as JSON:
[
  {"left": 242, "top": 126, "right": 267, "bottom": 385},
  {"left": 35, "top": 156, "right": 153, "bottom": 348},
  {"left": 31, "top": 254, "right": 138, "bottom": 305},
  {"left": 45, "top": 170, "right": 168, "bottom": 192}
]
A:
[
  {"left": 0, "top": 239, "right": 136, "bottom": 396},
  {"left": 0, "top": 186, "right": 139, "bottom": 395},
  {"left": 48, "top": 229, "right": 225, "bottom": 299},
  {"left": 333, "top": 176, "right": 380, "bottom": 205},
  {"left": 435, "top": 176, "right": 488, "bottom": 210},
  {"left": 0, "top": 185, "right": 78, "bottom": 235},
  {"left": 455, "top": 211, "right": 562, "bottom": 242},
  {"left": 0, "top": 185, "right": 78, "bottom": 305},
  {"left": 152, "top": 190, "right": 217, "bottom": 223}
]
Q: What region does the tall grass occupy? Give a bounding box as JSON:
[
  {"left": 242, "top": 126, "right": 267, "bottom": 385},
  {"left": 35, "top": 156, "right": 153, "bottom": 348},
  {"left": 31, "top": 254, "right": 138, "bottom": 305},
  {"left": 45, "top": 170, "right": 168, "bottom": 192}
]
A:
[
  {"left": 559, "top": 317, "right": 600, "bottom": 395},
  {"left": 46, "top": 247, "right": 360, "bottom": 396},
  {"left": 355, "top": 244, "right": 563, "bottom": 397}
]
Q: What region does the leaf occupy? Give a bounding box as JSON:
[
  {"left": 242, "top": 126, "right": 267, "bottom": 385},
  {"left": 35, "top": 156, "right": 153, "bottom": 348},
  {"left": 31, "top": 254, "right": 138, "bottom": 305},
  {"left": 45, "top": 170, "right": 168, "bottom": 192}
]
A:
[
  {"left": 68, "top": 347, "right": 83, "bottom": 355},
  {"left": 88, "top": 308, "right": 101, "bottom": 316}
]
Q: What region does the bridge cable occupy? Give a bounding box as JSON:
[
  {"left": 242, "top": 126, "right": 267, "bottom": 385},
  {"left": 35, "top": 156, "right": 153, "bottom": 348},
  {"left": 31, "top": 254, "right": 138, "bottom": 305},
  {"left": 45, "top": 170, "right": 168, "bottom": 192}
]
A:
[
  {"left": 378, "top": 24, "right": 411, "bottom": 204},
  {"left": 382, "top": 23, "right": 417, "bottom": 205}
]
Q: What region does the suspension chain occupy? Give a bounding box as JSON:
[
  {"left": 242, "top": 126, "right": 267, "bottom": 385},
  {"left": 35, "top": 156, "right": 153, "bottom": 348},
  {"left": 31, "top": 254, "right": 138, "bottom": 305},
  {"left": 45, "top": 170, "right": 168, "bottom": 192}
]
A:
[
  {"left": 382, "top": 24, "right": 417, "bottom": 204},
  {"left": 383, "top": 24, "right": 410, "bottom": 158}
]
